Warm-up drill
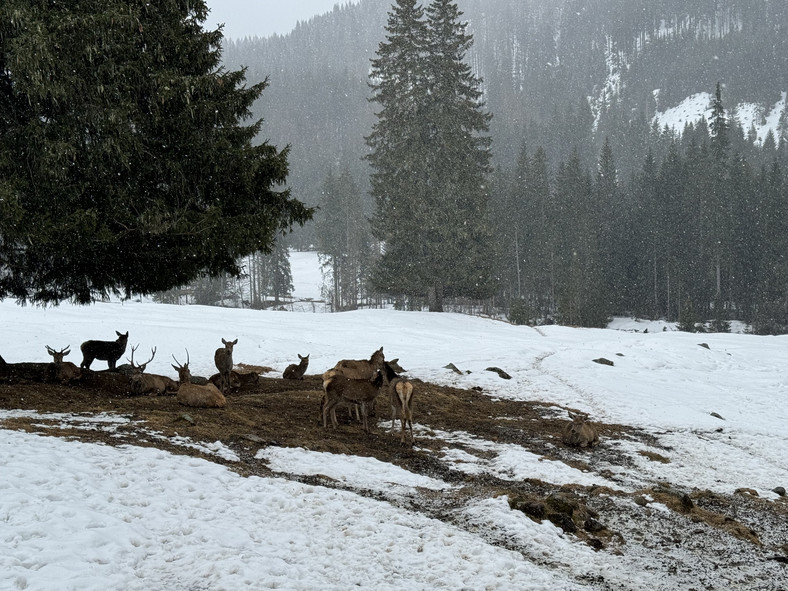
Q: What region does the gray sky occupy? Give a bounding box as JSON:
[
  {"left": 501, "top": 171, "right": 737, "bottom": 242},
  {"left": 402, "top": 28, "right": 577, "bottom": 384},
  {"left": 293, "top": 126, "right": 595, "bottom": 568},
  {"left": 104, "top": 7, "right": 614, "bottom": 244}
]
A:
[{"left": 204, "top": 1, "right": 360, "bottom": 39}]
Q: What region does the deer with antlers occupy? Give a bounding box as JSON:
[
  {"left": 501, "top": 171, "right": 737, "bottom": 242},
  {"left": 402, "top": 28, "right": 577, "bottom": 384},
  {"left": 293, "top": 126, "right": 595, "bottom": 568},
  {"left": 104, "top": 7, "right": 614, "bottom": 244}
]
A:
[
  {"left": 172, "top": 350, "right": 227, "bottom": 408},
  {"left": 128, "top": 346, "right": 177, "bottom": 396},
  {"left": 45, "top": 345, "right": 82, "bottom": 384}
]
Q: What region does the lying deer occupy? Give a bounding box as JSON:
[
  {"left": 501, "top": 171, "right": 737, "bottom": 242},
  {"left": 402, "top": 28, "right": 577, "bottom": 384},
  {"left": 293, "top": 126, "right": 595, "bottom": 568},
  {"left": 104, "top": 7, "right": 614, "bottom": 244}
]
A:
[
  {"left": 128, "top": 346, "right": 177, "bottom": 396},
  {"left": 382, "top": 361, "right": 414, "bottom": 445},
  {"left": 214, "top": 338, "right": 237, "bottom": 395},
  {"left": 283, "top": 353, "right": 309, "bottom": 380},
  {"left": 172, "top": 351, "right": 227, "bottom": 408},
  {"left": 80, "top": 330, "right": 129, "bottom": 370},
  {"left": 323, "top": 370, "right": 385, "bottom": 433},
  {"left": 45, "top": 345, "right": 81, "bottom": 384},
  {"left": 562, "top": 412, "right": 599, "bottom": 448},
  {"left": 209, "top": 370, "right": 241, "bottom": 392}
]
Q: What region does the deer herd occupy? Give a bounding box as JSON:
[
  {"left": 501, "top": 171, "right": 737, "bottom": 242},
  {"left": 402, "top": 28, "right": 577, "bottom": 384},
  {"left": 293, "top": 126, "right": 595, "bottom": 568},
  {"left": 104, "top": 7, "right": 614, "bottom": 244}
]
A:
[{"left": 17, "top": 330, "right": 598, "bottom": 449}]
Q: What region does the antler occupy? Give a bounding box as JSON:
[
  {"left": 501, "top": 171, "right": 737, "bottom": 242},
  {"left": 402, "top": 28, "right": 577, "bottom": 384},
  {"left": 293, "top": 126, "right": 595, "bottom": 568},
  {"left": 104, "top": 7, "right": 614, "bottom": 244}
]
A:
[
  {"left": 172, "top": 348, "right": 190, "bottom": 369},
  {"left": 45, "top": 345, "right": 70, "bottom": 355},
  {"left": 45, "top": 345, "right": 71, "bottom": 361},
  {"left": 129, "top": 345, "right": 156, "bottom": 370}
]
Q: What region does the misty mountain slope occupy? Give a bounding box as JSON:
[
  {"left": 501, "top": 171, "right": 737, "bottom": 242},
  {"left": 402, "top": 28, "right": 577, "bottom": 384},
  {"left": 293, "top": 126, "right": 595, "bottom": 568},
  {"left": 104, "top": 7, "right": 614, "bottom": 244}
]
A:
[{"left": 221, "top": 0, "right": 787, "bottom": 217}]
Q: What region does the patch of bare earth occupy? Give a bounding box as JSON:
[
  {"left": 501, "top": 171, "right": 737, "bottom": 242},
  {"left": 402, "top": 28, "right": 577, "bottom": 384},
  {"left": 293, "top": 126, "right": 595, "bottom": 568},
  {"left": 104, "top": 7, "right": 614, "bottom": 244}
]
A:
[{"left": 1, "top": 371, "right": 786, "bottom": 589}]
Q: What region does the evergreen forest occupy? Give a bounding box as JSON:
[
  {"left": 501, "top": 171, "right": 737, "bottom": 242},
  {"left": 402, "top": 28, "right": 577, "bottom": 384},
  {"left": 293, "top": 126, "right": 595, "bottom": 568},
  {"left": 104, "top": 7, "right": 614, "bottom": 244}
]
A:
[{"left": 218, "top": 1, "right": 788, "bottom": 330}]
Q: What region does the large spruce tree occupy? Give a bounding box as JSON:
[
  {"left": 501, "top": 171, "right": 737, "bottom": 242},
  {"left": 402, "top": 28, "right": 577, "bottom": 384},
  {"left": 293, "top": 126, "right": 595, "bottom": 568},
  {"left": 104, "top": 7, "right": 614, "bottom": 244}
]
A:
[
  {"left": 367, "top": 0, "right": 493, "bottom": 311},
  {"left": 0, "top": 0, "right": 311, "bottom": 304}
]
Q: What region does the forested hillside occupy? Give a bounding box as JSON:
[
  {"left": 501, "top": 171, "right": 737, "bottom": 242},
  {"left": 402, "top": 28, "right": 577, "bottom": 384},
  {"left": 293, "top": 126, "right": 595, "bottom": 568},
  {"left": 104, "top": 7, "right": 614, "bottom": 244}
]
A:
[{"left": 218, "top": 0, "right": 788, "bottom": 330}]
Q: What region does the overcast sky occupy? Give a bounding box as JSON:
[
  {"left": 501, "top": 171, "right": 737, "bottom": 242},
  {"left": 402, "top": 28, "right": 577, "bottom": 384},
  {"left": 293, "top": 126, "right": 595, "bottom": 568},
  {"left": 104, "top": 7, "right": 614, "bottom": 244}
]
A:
[{"left": 204, "top": 1, "right": 360, "bottom": 39}]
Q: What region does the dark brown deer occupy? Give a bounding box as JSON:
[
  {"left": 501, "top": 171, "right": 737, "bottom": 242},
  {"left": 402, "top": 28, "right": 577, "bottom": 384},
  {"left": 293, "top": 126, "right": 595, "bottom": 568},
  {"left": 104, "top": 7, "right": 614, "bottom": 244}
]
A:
[
  {"left": 172, "top": 351, "right": 227, "bottom": 408},
  {"left": 45, "top": 345, "right": 82, "bottom": 384},
  {"left": 80, "top": 331, "right": 129, "bottom": 370},
  {"left": 283, "top": 353, "right": 309, "bottom": 380},
  {"left": 128, "top": 346, "right": 177, "bottom": 396},
  {"left": 214, "top": 338, "right": 237, "bottom": 395},
  {"left": 323, "top": 370, "right": 385, "bottom": 433},
  {"left": 382, "top": 361, "right": 414, "bottom": 445}
]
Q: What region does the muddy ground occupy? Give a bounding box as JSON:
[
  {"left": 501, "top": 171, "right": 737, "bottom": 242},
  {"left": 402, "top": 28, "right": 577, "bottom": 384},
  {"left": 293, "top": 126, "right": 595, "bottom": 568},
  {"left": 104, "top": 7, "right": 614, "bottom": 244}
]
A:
[{"left": 1, "top": 369, "right": 786, "bottom": 589}]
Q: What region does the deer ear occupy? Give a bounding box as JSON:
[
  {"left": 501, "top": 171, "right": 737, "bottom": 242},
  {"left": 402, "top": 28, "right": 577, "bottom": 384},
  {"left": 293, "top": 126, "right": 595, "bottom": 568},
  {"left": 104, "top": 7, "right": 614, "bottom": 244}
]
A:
[
  {"left": 172, "top": 364, "right": 178, "bottom": 371},
  {"left": 232, "top": 339, "right": 238, "bottom": 345}
]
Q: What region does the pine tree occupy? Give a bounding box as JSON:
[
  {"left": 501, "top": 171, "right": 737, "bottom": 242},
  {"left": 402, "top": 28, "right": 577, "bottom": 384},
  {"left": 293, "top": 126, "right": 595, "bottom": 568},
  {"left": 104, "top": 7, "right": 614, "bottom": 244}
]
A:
[
  {"left": 706, "top": 82, "right": 732, "bottom": 308},
  {"left": 367, "top": 0, "right": 493, "bottom": 311},
  {"left": 0, "top": 0, "right": 311, "bottom": 304},
  {"left": 267, "top": 240, "right": 294, "bottom": 306},
  {"left": 315, "top": 168, "right": 371, "bottom": 311}
]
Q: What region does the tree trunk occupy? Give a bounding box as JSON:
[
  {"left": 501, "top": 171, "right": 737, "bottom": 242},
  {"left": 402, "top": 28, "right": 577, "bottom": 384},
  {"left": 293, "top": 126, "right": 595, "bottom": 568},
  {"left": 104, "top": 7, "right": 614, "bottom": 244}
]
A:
[{"left": 428, "top": 282, "right": 444, "bottom": 312}]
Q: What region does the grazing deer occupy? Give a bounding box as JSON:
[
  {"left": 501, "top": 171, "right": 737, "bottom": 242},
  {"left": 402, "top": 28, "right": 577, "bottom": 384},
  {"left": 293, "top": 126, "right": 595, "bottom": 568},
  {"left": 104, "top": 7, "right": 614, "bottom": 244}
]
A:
[
  {"left": 562, "top": 412, "right": 599, "bottom": 448},
  {"left": 323, "top": 370, "right": 385, "bottom": 433},
  {"left": 80, "top": 331, "right": 129, "bottom": 370},
  {"left": 172, "top": 351, "right": 227, "bottom": 408},
  {"left": 283, "top": 353, "right": 309, "bottom": 380},
  {"left": 214, "top": 338, "right": 237, "bottom": 395},
  {"left": 128, "top": 346, "right": 177, "bottom": 396},
  {"left": 382, "top": 361, "right": 414, "bottom": 445},
  {"left": 45, "top": 345, "right": 82, "bottom": 384}
]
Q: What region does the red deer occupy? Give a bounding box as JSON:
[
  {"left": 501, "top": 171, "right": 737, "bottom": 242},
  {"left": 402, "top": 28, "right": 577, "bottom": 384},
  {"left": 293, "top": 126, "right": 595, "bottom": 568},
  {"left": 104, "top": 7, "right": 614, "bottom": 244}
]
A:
[
  {"left": 172, "top": 351, "right": 227, "bottom": 408},
  {"left": 320, "top": 347, "right": 385, "bottom": 422},
  {"left": 214, "top": 338, "right": 237, "bottom": 395},
  {"left": 322, "top": 346, "right": 385, "bottom": 394},
  {"left": 80, "top": 331, "right": 129, "bottom": 370},
  {"left": 128, "top": 346, "right": 177, "bottom": 396},
  {"left": 45, "top": 345, "right": 82, "bottom": 384},
  {"left": 209, "top": 371, "right": 241, "bottom": 392},
  {"left": 562, "top": 412, "right": 599, "bottom": 448},
  {"left": 382, "top": 362, "right": 414, "bottom": 445},
  {"left": 323, "top": 371, "right": 385, "bottom": 433},
  {"left": 283, "top": 353, "right": 309, "bottom": 380}
]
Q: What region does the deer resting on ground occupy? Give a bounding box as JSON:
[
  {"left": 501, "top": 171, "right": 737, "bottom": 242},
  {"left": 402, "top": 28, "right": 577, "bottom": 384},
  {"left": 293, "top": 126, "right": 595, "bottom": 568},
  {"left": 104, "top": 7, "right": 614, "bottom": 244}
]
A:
[
  {"left": 128, "top": 346, "right": 177, "bottom": 396},
  {"left": 172, "top": 351, "right": 227, "bottom": 408},
  {"left": 562, "top": 412, "right": 599, "bottom": 448},
  {"left": 283, "top": 353, "right": 309, "bottom": 380},
  {"left": 80, "top": 331, "right": 129, "bottom": 370},
  {"left": 45, "top": 345, "right": 82, "bottom": 383}
]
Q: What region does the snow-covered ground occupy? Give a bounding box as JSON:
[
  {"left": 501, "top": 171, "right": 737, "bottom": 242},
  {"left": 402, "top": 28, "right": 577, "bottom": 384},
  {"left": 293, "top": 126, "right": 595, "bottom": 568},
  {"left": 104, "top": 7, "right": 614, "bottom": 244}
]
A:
[{"left": 2, "top": 252, "right": 787, "bottom": 590}]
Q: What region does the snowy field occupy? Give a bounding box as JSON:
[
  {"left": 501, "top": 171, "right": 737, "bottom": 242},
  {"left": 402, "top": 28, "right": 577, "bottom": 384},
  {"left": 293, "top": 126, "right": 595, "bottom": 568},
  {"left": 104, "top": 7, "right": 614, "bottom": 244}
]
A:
[{"left": 2, "top": 251, "right": 787, "bottom": 590}]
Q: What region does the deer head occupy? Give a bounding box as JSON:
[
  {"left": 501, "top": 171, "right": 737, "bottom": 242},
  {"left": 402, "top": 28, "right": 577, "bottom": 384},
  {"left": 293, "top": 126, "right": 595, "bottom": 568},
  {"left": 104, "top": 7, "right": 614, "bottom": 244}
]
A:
[
  {"left": 172, "top": 349, "right": 192, "bottom": 383},
  {"left": 128, "top": 345, "right": 156, "bottom": 373},
  {"left": 46, "top": 345, "right": 71, "bottom": 364}
]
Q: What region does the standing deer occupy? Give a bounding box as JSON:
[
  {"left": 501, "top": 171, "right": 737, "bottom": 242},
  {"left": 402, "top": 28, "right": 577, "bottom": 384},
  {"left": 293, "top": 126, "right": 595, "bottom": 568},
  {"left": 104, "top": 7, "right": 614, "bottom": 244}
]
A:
[
  {"left": 320, "top": 347, "right": 385, "bottom": 422},
  {"left": 283, "top": 353, "right": 309, "bottom": 380},
  {"left": 172, "top": 351, "right": 227, "bottom": 408},
  {"left": 128, "top": 346, "right": 177, "bottom": 396},
  {"left": 382, "top": 361, "right": 415, "bottom": 445},
  {"left": 323, "top": 370, "right": 385, "bottom": 433},
  {"left": 45, "top": 345, "right": 82, "bottom": 384},
  {"left": 214, "top": 338, "right": 237, "bottom": 395},
  {"left": 80, "top": 331, "right": 129, "bottom": 370},
  {"left": 562, "top": 412, "right": 599, "bottom": 448}
]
